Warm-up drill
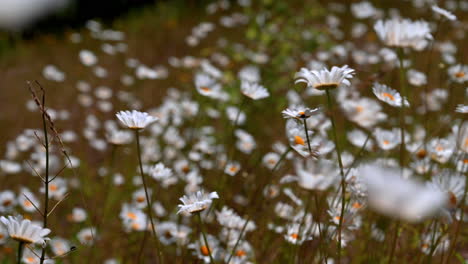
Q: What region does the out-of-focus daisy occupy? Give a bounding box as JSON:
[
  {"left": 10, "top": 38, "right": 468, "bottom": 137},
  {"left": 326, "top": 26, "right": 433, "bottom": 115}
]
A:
[
  {"left": 295, "top": 159, "right": 339, "bottom": 191},
  {"left": 428, "top": 138, "right": 455, "bottom": 164},
  {"left": 374, "top": 128, "right": 401, "bottom": 150},
  {"left": 295, "top": 65, "right": 355, "bottom": 90},
  {"left": 79, "top": 50, "right": 98, "bottom": 66},
  {"left": 67, "top": 207, "right": 87, "bottom": 223},
  {"left": 0, "top": 190, "right": 16, "bottom": 213},
  {"left": 106, "top": 129, "right": 133, "bottom": 145},
  {"left": 116, "top": 110, "right": 158, "bottom": 130},
  {"left": 119, "top": 204, "right": 147, "bottom": 232},
  {"left": 240, "top": 81, "right": 269, "bottom": 100},
  {"left": 372, "top": 82, "right": 409, "bottom": 107},
  {"left": 374, "top": 18, "right": 432, "bottom": 50},
  {"left": 359, "top": 163, "right": 446, "bottom": 222},
  {"left": 407, "top": 69, "right": 427, "bottom": 86},
  {"left": 50, "top": 237, "right": 70, "bottom": 256},
  {"left": 341, "top": 98, "right": 386, "bottom": 128},
  {"left": 0, "top": 215, "right": 50, "bottom": 245},
  {"left": 19, "top": 188, "right": 40, "bottom": 213},
  {"left": 177, "top": 190, "right": 219, "bottom": 214},
  {"left": 427, "top": 170, "right": 466, "bottom": 213},
  {"left": 455, "top": 104, "right": 468, "bottom": 113},
  {"left": 282, "top": 107, "right": 319, "bottom": 119},
  {"left": 77, "top": 227, "right": 96, "bottom": 246},
  {"left": 447, "top": 64, "right": 468, "bottom": 83},
  {"left": 431, "top": 5, "right": 457, "bottom": 21}
]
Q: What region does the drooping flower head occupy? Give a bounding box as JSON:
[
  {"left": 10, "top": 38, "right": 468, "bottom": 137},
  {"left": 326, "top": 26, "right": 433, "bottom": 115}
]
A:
[
  {"left": 295, "top": 65, "right": 355, "bottom": 90},
  {"left": 116, "top": 110, "right": 158, "bottom": 130}
]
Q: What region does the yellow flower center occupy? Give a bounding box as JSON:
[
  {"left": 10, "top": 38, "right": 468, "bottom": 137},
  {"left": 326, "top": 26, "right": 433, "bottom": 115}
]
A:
[
  {"left": 294, "top": 136, "right": 305, "bottom": 146},
  {"left": 200, "top": 245, "right": 211, "bottom": 256},
  {"left": 201, "top": 86, "right": 211, "bottom": 92},
  {"left": 127, "top": 212, "right": 137, "bottom": 220},
  {"left": 455, "top": 71, "right": 465, "bottom": 78},
  {"left": 381, "top": 92, "right": 395, "bottom": 101}
]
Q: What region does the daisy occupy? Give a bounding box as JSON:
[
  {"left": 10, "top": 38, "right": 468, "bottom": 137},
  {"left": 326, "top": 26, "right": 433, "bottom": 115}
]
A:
[
  {"left": 455, "top": 104, "right": 468, "bottom": 113},
  {"left": 195, "top": 72, "right": 223, "bottom": 98},
  {"left": 448, "top": 64, "right": 468, "bottom": 83},
  {"left": 79, "top": 50, "right": 98, "bottom": 66},
  {"left": 282, "top": 107, "right": 319, "bottom": 119},
  {"left": 431, "top": 5, "right": 457, "bottom": 21},
  {"left": 374, "top": 18, "right": 432, "bottom": 50},
  {"left": 374, "top": 128, "right": 401, "bottom": 150},
  {"left": 428, "top": 138, "right": 455, "bottom": 164},
  {"left": 295, "top": 159, "right": 339, "bottom": 191},
  {"left": 116, "top": 110, "right": 158, "bottom": 130},
  {"left": 149, "top": 162, "right": 173, "bottom": 181},
  {"left": 0, "top": 215, "right": 50, "bottom": 245},
  {"left": 427, "top": 170, "right": 466, "bottom": 211},
  {"left": 177, "top": 191, "right": 219, "bottom": 214},
  {"left": 295, "top": 65, "right": 355, "bottom": 90},
  {"left": 0, "top": 190, "right": 16, "bottom": 213},
  {"left": 224, "top": 161, "right": 241, "bottom": 176},
  {"left": 372, "top": 82, "right": 409, "bottom": 107},
  {"left": 240, "top": 81, "right": 269, "bottom": 100},
  {"left": 77, "top": 227, "right": 96, "bottom": 246},
  {"left": 360, "top": 163, "right": 446, "bottom": 222}
]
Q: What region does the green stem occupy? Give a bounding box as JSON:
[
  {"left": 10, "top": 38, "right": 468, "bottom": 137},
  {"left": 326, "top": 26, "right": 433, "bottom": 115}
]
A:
[
  {"left": 40, "top": 91, "right": 49, "bottom": 264},
  {"left": 302, "top": 118, "right": 312, "bottom": 154},
  {"left": 397, "top": 48, "right": 407, "bottom": 172},
  {"left": 197, "top": 213, "right": 215, "bottom": 264},
  {"left": 388, "top": 221, "right": 400, "bottom": 263},
  {"left": 226, "top": 215, "right": 251, "bottom": 264},
  {"left": 135, "top": 130, "right": 163, "bottom": 264},
  {"left": 325, "top": 89, "right": 346, "bottom": 263},
  {"left": 17, "top": 242, "right": 24, "bottom": 264}
]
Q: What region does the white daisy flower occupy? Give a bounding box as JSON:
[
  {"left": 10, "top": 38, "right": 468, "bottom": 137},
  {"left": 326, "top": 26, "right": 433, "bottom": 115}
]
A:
[
  {"left": 374, "top": 128, "right": 401, "bottom": 150},
  {"left": 372, "top": 82, "right": 409, "bottom": 107},
  {"left": 79, "top": 50, "right": 98, "bottom": 66},
  {"left": 0, "top": 215, "right": 50, "bottom": 245},
  {"left": 455, "top": 104, "right": 468, "bottom": 113},
  {"left": 448, "top": 64, "right": 468, "bottom": 83},
  {"left": 149, "top": 162, "right": 173, "bottom": 181},
  {"left": 177, "top": 191, "right": 219, "bottom": 214},
  {"left": 374, "top": 18, "right": 432, "bottom": 50},
  {"left": 282, "top": 107, "right": 319, "bottom": 119},
  {"left": 116, "top": 110, "right": 158, "bottom": 130},
  {"left": 240, "top": 80, "right": 269, "bottom": 100},
  {"left": 295, "top": 65, "right": 355, "bottom": 90},
  {"left": 359, "top": 164, "right": 446, "bottom": 222},
  {"left": 77, "top": 227, "right": 96, "bottom": 246}
]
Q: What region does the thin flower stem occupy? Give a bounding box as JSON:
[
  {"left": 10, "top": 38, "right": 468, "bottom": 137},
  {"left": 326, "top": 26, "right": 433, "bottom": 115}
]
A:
[
  {"left": 303, "top": 118, "right": 312, "bottom": 154},
  {"left": 325, "top": 88, "right": 346, "bottom": 263},
  {"left": 197, "top": 213, "right": 216, "bottom": 264},
  {"left": 135, "top": 130, "right": 163, "bottom": 264},
  {"left": 388, "top": 221, "right": 400, "bottom": 264},
  {"left": 397, "top": 48, "right": 407, "bottom": 171},
  {"left": 17, "top": 242, "right": 24, "bottom": 264},
  {"left": 226, "top": 215, "right": 251, "bottom": 264},
  {"left": 389, "top": 47, "right": 408, "bottom": 263},
  {"left": 39, "top": 91, "right": 49, "bottom": 264}
]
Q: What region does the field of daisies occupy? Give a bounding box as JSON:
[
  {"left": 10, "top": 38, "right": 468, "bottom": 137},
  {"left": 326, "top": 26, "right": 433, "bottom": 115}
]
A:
[{"left": 0, "top": 0, "right": 467, "bottom": 263}]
